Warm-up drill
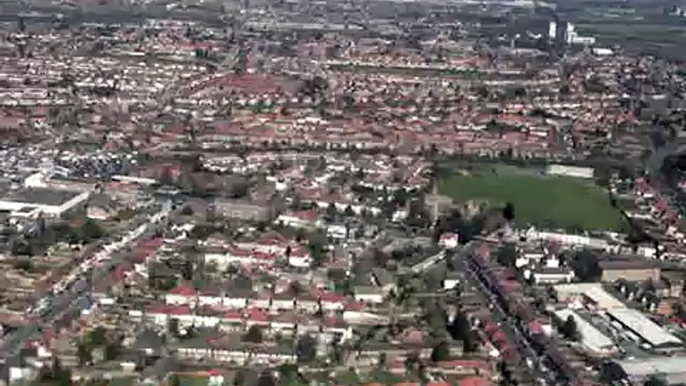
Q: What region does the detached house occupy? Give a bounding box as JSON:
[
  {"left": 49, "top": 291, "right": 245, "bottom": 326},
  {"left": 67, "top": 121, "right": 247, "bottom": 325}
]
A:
[
  {"left": 174, "top": 329, "right": 296, "bottom": 365},
  {"left": 86, "top": 193, "right": 118, "bottom": 220},
  {"left": 204, "top": 245, "right": 276, "bottom": 270},
  {"left": 276, "top": 210, "right": 322, "bottom": 229}
]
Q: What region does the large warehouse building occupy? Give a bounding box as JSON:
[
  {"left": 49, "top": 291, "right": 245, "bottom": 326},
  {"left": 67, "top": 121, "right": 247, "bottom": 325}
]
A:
[
  {"left": 555, "top": 309, "right": 617, "bottom": 357},
  {"left": 0, "top": 187, "right": 90, "bottom": 218},
  {"left": 606, "top": 308, "right": 682, "bottom": 350},
  {"left": 613, "top": 356, "right": 686, "bottom": 385}
]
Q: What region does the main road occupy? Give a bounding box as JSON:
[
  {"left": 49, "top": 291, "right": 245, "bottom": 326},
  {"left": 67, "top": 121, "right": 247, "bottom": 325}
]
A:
[{"left": 0, "top": 199, "right": 174, "bottom": 360}]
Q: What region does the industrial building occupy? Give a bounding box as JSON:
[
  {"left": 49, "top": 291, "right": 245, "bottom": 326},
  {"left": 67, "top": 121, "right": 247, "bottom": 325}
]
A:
[
  {"left": 555, "top": 309, "right": 617, "bottom": 357},
  {"left": 613, "top": 356, "right": 686, "bottom": 385},
  {"left": 545, "top": 164, "right": 595, "bottom": 179},
  {"left": 554, "top": 283, "right": 626, "bottom": 311},
  {"left": 0, "top": 187, "right": 90, "bottom": 218},
  {"left": 606, "top": 308, "right": 682, "bottom": 350},
  {"left": 600, "top": 259, "right": 661, "bottom": 283}
]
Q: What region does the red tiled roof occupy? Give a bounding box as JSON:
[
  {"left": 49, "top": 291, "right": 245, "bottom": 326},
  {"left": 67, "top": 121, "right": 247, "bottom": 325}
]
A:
[
  {"left": 146, "top": 305, "right": 192, "bottom": 315},
  {"left": 255, "top": 231, "right": 288, "bottom": 245},
  {"left": 319, "top": 291, "right": 345, "bottom": 303},
  {"left": 459, "top": 377, "right": 491, "bottom": 386},
  {"left": 251, "top": 251, "right": 275, "bottom": 261},
  {"left": 290, "top": 210, "right": 320, "bottom": 221},
  {"left": 224, "top": 311, "right": 243, "bottom": 321},
  {"left": 425, "top": 382, "right": 451, "bottom": 386},
  {"left": 170, "top": 284, "right": 196, "bottom": 297},
  {"left": 437, "top": 360, "right": 491, "bottom": 372},
  {"left": 529, "top": 320, "right": 543, "bottom": 335},
  {"left": 246, "top": 308, "right": 268, "bottom": 323}
]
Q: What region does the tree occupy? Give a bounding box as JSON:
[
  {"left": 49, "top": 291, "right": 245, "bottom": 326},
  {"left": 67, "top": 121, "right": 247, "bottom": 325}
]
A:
[
  {"left": 423, "top": 303, "right": 447, "bottom": 339},
  {"left": 502, "top": 202, "right": 515, "bottom": 222},
  {"left": 233, "top": 370, "right": 247, "bottom": 386},
  {"left": 378, "top": 352, "right": 387, "bottom": 367},
  {"left": 76, "top": 343, "right": 92, "bottom": 366},
  {"left": 572, "top": 249, "right": 602, "bottom": 281},
  {"left": 13, "top": 258, "right": 33, "bottom": 271},
  {"left": 462, "top": 331, "right": 478, "bottom": 353},
  {"left": 159, "top": 166, "right": 175, "bottom": 186},
  {"left": 277, "top": 364, "right": 300, "bottom": 385},
  {"left": 11, "top": 238, "right": 33, "bottom": 257},
  {"left": 104, "top": 341, "right": 122, "bottom": 360},
  {"left": 561, "top": 315, "right": 580, "bottom": 341},
  {"left": 42, "top": 357, "right": 71, "bottom": 386},
  {"left": 326, "top": 203, "right": 337, "bottom": 218},
  {"left": 404, "top": 351, "right": 420, "bottom": 373},
  {"left": 431, "top": 341, "right": 450, "bottom": 362},
  {"left": 243, "top": 325, "right": 263, "bottom": 343},
  {"left": 496, "top": 244, "right": 517, "bottom": 267},
  {"left": 81, "top": 219, "right": 104, "bottom": 241},
  {"left": 181, "top": 205, "right": 194, "bottom": 216},
  {"left": 296, "top": 334, "right": 317, "bottom": 363},
  {"left": 308, "top": 237, "right": 325, "bottom": 267},
  {"left": 257, "top": 370, "right": 275, "bottom": 386},
  {"left": 644, "top": 375, "right": 668, "bottom": 386},
  {"left": 448, "top": 309, "right": 470, "bottom": 341},
  {"left": 168, "top": 317, "right": 180, "bottom": 338},
  {"left": 674, "top": 303, "right": 686, "bottom": 319}
]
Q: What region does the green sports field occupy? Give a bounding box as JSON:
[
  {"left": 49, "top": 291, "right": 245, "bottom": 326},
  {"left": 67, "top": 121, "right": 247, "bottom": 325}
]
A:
[{"left": 437, "top": 165, "right": 625, "bottom": 231}]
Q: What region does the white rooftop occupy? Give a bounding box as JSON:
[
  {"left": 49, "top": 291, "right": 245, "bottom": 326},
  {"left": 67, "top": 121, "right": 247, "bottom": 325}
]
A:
[
  {"left": 556, "top": 309, "right": 616, "bottom": 354},
  {"left": 617, "top": 356, "right": 686, "bottom": 377},
  {"left": 607, "top": 308, "right": 681, "bottom": 347},
  {"left": 554, "top": 283, "right": 626, "bottom": 310}
]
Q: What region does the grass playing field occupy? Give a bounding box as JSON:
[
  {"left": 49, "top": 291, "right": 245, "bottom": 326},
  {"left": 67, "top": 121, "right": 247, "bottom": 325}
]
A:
[{"left": 437, "top": 164, "right": 626, "bottom": 231}]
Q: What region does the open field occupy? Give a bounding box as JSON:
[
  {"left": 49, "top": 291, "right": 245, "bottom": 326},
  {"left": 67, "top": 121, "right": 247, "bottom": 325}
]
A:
[{"left": 437, "top": 165, "right": 626, "bottom": 231}]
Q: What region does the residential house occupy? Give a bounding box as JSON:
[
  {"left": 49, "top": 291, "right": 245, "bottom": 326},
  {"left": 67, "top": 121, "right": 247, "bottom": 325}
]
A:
[
  {"left": 132, "top": 329, "right": 165, "bottom": 357},
  {"left": 531, "top": 267, "right": 574, "bottom": 284},
  {"left": 213, "top": 199, "right": 271, "bottom": 221},
  {"left": 600, "top": 259, "right": 661, "bottom": 282},
  {"left": 439, "top": 232, "right": 459, "bottom": 249},
  {"left": 275, "top": 210, "right": 321, "bottom": 229},
  {"left": 371, "top": 268, "right": 396, "bottom": 295},
  {"left": 444, "top": 271, "right": 462, "bottom": 290},
  {"left": 86, "top": 193, "right": 118, "bottom": 220},
  {"left": 204, "top": 245, "right": 276, "bottom": 270},
  {"left": 354, "top": 286, "right": 385, "bottom": 304}
]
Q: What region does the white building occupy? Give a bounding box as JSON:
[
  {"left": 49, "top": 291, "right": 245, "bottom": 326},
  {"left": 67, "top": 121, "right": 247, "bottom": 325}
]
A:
[
  {"left": 546, "top": 164, "right": 594, "bottom": 179},
  {"left": 0, "top": 188, "right": 90, "bottom": 218},
  {"left": 606, "top": 308, "right": 682, "bottom": 349},
  {"left": 555, "top": 309, "right": 617, "bottom": 356},
  {"left": 275, "top": 211, "right": 321, "bottom": 229},
  {"left": 531, "top": 267, "right": 574, "bottom": 284},
  {"left": 554, "top": 283, "right": 626, "bottom": 311},
  {"left": 524, "top": 227, "right": 609, "bottom": 249},
  {"left": 548, "top": 21, "right": 557, "bottom": 40},
  {"left": 439, "top": 233, "right": 459, "bottom": 249}
]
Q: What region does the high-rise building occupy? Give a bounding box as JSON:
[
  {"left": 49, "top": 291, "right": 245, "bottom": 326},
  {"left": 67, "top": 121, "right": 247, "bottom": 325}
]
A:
[
  {"left": 565, "top": 22, "right": 575, "bottom": 44},
  {"left": 548, "top": 21, "right": 557, "bottom": 40}
]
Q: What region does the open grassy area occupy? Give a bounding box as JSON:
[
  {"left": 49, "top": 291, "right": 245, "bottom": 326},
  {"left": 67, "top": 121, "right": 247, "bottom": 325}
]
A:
[{"left": 437, "top": 165, "right": 625, "bottom": 231}]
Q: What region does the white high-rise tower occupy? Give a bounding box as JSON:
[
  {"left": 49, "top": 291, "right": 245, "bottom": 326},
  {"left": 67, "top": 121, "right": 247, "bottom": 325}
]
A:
[{"left": 548, "top": 21, "right": 557, "bottom": 40}]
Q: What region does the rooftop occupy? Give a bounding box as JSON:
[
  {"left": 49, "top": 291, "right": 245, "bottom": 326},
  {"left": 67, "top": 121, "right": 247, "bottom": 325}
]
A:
[
  {"left": 2, "top": 188, "right": 81, "bottom": 206},
  {"left": 606, "top": 308, "right": 682, "bottom": 348}
]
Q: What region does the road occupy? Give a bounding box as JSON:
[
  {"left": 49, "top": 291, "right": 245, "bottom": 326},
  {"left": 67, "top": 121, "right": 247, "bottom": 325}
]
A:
[
  {"left": 459, "top": 241, "right": 556, "bottom": 385},
  {"left": 0, "top": 200, "right": 174, "bottom": 360}
]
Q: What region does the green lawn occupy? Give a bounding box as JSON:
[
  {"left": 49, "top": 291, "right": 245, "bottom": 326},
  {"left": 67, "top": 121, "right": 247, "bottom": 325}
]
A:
[{"left": 437, "top": 165, "right": 625, "bottom": 231}]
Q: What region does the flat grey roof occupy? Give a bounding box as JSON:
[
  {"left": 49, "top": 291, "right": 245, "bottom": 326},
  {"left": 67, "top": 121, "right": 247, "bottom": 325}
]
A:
[
  {"left": 616, "top": 356, "right": 686, "bottom": 377},
  {"left": 555, "top": 309, "right": 615, "bottom": 354},
  {"left": 1, "top": 188, "right": 80, "bottom": 206},
  {"left": 607, "top": 308, "right": 681, "bottom": 347}
]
